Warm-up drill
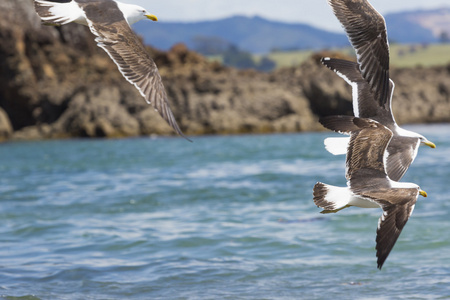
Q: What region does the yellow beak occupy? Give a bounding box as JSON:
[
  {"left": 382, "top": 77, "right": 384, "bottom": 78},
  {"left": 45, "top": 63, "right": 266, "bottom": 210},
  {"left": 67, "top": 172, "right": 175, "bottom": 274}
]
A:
[
  {"left": 146, "top": 14, "right": 158, "bottom": 21},
  {"left": 419, "top": 190, "right": 428, "bottom": 198},
  {"left": 423, "top": 141, "right": 436, "bottom": 149}
]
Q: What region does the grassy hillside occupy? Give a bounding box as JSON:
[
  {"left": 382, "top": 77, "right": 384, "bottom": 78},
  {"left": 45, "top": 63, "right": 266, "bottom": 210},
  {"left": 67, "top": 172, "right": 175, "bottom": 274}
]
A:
[
  {"left": 389, "top": 44, "right": 450, "bottom": 68},
  {"left": 253, "top": 43, "right": 450, "bottom": 69}
]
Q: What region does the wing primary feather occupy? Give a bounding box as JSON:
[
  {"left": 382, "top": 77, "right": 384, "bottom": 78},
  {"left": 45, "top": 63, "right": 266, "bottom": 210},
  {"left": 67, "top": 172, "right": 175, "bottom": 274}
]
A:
[{"left": 77, "top": 1, "right": 191, "bottom": 141}]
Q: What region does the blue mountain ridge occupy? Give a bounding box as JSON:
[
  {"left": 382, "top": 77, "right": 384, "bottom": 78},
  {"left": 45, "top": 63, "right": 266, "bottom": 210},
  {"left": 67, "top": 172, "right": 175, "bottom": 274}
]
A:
[
  {"left": 133, "top": 15, "right": 348, "bottom": 53},
  {"left": 133, "top": 10, "right": 444, "bottom": 54}
]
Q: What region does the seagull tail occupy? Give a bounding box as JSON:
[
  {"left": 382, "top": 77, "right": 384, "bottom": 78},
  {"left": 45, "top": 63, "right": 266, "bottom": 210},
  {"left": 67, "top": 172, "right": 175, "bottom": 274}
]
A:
[
  {"left": 313, "top": 182, "right": 352, "bottom": 214},
  {"left": 34, "top": 0, "right": 83, "bottom": 26},
  {"left": 324, "top": 137, "right": 349, "bottom": 155}
]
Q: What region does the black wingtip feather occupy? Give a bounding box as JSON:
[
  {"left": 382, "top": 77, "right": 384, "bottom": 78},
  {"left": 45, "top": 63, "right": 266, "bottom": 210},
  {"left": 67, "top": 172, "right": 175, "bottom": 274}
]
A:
[
  {"left": 320, "top": 57, "right": 362, "bottom": 82},
  {"left": 313, "top": 182, "right": 330, "bottom": 209},
  {"left": 319, "top": 115, "right": 358, "bottom": 133}
]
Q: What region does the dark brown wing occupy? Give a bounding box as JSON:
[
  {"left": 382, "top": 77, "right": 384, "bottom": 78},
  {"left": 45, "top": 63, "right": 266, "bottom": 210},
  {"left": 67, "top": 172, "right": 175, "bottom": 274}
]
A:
[
  {"left": 346, "top": 117, "right": 392, "bottom": 179},
  {"left": 385, "top": 136, "right": 421, "bottom": 181},
  {"left": 355, "top": 187, "right": 419, "bottom": 269},
  {"left": 319, "top": 115, "right": 393, "bottom": 179},
  {"left": 321, "top": 58, "right": 395, "bottom": 122},
  {"left": 321, "top": 58, "right": 362, "bottom": 83},
  {"left": 319, "top": 115, "right": 361, "bottom": 134},
  {"left": 327, "top": 0, "right": 390, "bottom": 108},
  {"left": 373, "top": 197, "right": 417, "bottom": 269},
  {"left": 78, "top": 0, "right": 189, "bottom": 140}
]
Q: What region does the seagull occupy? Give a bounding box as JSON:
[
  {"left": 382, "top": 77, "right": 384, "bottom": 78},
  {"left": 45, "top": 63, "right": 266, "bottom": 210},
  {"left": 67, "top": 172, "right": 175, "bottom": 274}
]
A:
[
  {"left": 322, "top": 0, "right": 435, "bottom": 181},
  {"left": 34, "top": 0, "right": 190, "bottom": 141},
  {"left": 313, "top": 115, "right": 428, "bottom": 269}
]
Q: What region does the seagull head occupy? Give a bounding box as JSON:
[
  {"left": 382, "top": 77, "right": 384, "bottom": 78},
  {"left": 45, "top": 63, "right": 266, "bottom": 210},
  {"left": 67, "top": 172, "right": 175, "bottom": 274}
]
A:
[
  {"left": 419, "top": 190, "right": 428, "bottom": 198},
  {"left": 395, "top": 126, "right": 436, "bottom": 149},
  {"left": 419, "top": 136, "right": 436, "bottom": 149},
  {"left": 117, "top": 2, "right": 158, "bottom": 25},
  {"left": 393, "top": 182, "right": 427, "bottom": 198},
  {"left": 134, "top": 5, "right": 158, "bottom": 23},
  {"left": 145, "top": 13, "right": 158, "bottom": 21},
  {"left": 143, "top": 10, "right": 158, "bottom": 22}
]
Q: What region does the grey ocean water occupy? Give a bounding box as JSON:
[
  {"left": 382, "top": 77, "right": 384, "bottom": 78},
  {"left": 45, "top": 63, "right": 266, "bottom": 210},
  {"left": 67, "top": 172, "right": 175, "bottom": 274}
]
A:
[{"left": 0, "top": 124, "right": 449, "bottom": 299}]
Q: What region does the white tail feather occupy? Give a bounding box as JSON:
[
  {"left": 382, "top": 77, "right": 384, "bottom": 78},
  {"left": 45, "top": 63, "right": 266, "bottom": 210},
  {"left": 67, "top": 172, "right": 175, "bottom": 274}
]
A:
[
  {"left": 313, "top": 182, "right": 379, "bottom": 212},
  {"left": 324, "top": 137, "right": 350, "bottom": 155},
  {"left": 314, "top": 183, "right": 353, "bottom": 211}
]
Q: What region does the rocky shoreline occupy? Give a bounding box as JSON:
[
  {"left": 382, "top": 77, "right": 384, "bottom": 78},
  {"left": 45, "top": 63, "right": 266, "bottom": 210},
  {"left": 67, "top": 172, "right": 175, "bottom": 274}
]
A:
[{"left": 1, "top": 0, "right": 449, "bottom": 142}]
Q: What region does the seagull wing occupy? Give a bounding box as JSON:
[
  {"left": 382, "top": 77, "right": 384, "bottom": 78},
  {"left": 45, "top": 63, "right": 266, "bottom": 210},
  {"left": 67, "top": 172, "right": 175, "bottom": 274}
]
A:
[
  {"left": 321, "top": 59, "right": 424, "bottom": 181},
  {"left": 327, "top": 0, "right": 390, "bottom": 109},
  {"left": 384, "top": 136, "right": 421, "bottom": 181},
  {"left": 365, "top": 194, "right": 417, "bottom": 269},
  {"left": 321, "top": 58, "right": 395, "bottom": 121},
  {"left": 319, "top": 116, "right": 393, "bottom": 179},
  {"left": 78, "top": 1, "right": 189, "bottom": 140}
]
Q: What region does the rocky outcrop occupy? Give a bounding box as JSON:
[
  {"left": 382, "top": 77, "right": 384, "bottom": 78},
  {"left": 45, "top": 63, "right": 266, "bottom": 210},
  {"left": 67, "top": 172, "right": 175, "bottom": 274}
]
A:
[
  {"left": 389, "top": 65, "right": 450, "bottom": 124},
  {"left": 0, "top": 107, "right": 13, "bottom": 141},
  {"left": 0, "top": 0, "right": 449, "bottom": 141},
  {"left": 287, "top": 52, "right": 450, "bottom": 125},
  {"left": 0, "top": 0, "right": 126, "bottom": 138},
  {"left": 159, "top": 52, "right": 320, "bottom": 135}
]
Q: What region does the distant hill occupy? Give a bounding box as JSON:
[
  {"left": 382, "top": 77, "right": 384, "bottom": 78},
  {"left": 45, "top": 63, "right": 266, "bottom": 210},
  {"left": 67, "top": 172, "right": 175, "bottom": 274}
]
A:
[
  {"left": 385, "top": 8, "right": 450, "bottom": 44},
  {"left": 133, "top": 8, "right": 450, "bottom": 54},
  {"left": 133, "top": 16, "right": 349, "bottom": 54}
]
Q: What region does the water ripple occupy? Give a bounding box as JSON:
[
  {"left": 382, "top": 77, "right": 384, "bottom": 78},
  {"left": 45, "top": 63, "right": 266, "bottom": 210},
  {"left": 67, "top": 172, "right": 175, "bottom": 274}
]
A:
[{"left": 0, "top": 127, "right": 449, "bottom": 299}]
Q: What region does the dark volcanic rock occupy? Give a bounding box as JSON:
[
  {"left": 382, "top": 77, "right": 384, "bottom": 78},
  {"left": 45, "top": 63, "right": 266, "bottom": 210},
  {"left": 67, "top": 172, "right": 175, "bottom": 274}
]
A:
[
  {"left": 293, "top": 52, "right": 450, "bottom": 126},
  {"left": 53, "top": 85, "right": 140, "bottom": 138},
  {"left": 390, "top": 65, "right": 450, "bottom": 124},
  {"left": 0, "top": 107, "right": 13, "bottom": 141}
]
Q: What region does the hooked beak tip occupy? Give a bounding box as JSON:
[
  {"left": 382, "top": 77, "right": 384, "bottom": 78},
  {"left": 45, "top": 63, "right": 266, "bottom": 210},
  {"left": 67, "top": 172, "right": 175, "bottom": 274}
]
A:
[
  {"left": 146, "top": 14, "right": 158, "bottom": 22},
  {"left": 424, "top": 141, "right": 436, "bottom": 149}
]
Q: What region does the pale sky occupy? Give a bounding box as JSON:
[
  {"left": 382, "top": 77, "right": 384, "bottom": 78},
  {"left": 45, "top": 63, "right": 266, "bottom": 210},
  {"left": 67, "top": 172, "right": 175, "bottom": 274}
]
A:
[{"left": 120, "top": 0, "right": 449, "bottom": 32}]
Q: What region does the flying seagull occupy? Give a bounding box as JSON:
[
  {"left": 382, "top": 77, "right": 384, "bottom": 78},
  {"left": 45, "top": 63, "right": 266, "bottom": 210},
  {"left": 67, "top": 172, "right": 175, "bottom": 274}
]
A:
[
  {"left": 313, "top": 115, "right": 428, "bottom": 269},
  {"left": 321, "top": 58, "right": 435, "bottom": 181},
  {"left": 322, "top": 0, "right": 435, "bottom": 181},
  {"left": 34, "top": 0, "right": 190, "bottom": 141}
]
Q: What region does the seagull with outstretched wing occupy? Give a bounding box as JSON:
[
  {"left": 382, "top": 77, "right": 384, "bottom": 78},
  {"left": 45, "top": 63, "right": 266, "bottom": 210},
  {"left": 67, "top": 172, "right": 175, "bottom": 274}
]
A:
[{"left": 34, "top": 0, "right": 190, "bottom": 141}]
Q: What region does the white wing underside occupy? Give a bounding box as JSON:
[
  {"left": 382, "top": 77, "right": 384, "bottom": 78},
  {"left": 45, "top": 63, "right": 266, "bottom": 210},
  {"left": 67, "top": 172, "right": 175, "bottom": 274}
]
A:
[
  {"left": 324, "top": 136, "right": 350, "bottom": 155},
  {"left": 34, "top": 0, "right": 87, "bottom": 25}
]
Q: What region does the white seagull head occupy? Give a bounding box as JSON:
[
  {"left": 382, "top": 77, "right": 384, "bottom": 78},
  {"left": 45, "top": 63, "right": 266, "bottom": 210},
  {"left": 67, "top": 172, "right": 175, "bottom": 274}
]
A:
[
  {"left": 116, "top": 2, "right": 158, "bottom": 25},
  {"left": 419, "top": 136, "right": 436, "bottom": 149}
]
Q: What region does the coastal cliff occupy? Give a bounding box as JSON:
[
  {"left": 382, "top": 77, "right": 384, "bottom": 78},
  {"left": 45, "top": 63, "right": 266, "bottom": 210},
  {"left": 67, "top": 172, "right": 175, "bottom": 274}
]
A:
[{"left": 1, "top": 0, "right": 449, "bottom": 141}]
